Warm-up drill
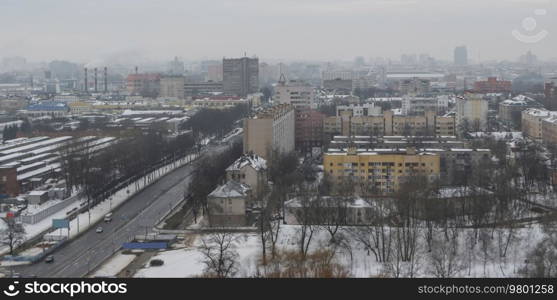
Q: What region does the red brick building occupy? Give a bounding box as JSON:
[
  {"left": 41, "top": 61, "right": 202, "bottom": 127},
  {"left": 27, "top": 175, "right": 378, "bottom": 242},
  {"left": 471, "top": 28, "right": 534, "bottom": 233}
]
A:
[
  {"left": 126, "top": 73, "right": 161, "bottom": 97},
  {"left": 0, "top": 167, "right": 19, "bottom": 197},
  {"left": 474, "top": 77, "right": 512, "bottom": 93},
  {"left": 295, "top": 109, "right": 325, "bottom": 154}
]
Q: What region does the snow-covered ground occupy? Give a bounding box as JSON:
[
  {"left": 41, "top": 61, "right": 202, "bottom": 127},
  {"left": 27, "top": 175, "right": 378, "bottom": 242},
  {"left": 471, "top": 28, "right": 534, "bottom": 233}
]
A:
[
  {"left": 91, "top": 252, "right": 137, "bottom": 277},
  {"left": 134, "top": 224, "right": 546, "bottom": 278}
]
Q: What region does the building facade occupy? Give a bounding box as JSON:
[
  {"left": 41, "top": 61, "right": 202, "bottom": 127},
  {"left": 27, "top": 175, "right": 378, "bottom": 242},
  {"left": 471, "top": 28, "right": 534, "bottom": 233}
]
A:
[
  {"left": 223, "top": 57, "right": 259, "bottom": 97},
  {"left": 323, "top": 147, "right": 440, "bottom": 194},
  {"left": 243, "top": 104, "right": 295, "bottom": 160},
  {"left": 456, "top": 94, "right": 488, "bottom": 131},
  {"left": 126, "top": 73, "right": 161, "bottom": 98},
  {"left": 295, "top": 109, "right": 326, "bottom": 153},
  {"left": 474, "top": 77, "right": 512, "bottom": 93},
  {"left": 160, "top": 75, "right": 185, "bottom": 99},
  {"left": 324, "top": 110, "right": 456, "bottom": 137},
  {"left": 273, "top": 77, "right": 315, "bottom": 109}
]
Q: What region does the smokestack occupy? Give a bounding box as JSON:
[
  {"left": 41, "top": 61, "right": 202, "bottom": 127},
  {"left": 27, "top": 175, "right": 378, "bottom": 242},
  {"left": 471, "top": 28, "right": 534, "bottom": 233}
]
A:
[
  {"left": 84, "top": 68, "right": 88, "bottom": 93},
  {"left": 104, "top": 67, "right": 108, "bottom": 93},
  {"left": 94, "top": 68, "right": 98, "bottom": 92},
  {"left": 135, "top": 66, "right": 138, "bottom": 74}
]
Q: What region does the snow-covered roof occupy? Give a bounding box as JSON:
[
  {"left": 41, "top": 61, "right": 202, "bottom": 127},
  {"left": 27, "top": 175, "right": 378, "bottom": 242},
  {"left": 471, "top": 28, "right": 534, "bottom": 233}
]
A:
[
  {"left": 436, "top": 186, "right": 492, "bottom": 199},
  {"left": 208, "top": 181, "right": 251, "bottom": 198},
  {"left": 226, "top": 154, "right": 267, "bottom": 172}
]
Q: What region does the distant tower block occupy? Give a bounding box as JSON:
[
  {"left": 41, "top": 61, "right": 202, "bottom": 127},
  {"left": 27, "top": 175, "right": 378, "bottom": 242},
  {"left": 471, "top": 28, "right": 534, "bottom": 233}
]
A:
[
  {"left": 104, "top": 67, "right": 108, "bottom": 93},
  {"left": 84, "top": 68, "right": 88, "bottom": 92},
  {"left": 94, "top": 67, "right": 98, "bottom": 92}
]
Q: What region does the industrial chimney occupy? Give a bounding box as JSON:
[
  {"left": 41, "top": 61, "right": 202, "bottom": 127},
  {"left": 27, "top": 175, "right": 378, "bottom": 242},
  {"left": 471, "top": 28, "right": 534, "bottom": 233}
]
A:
[
  {"left": 94, "top": 67, "right": 98, "bottom": 92},
  {"left": 135, "top": 66, "right": 138, "bottom": 74},
  {"left": 84, "top": 68, "right": 88, "bottom": 93},
  {"left": 104, "top": 67, "right": 108, "bottom": 93}
]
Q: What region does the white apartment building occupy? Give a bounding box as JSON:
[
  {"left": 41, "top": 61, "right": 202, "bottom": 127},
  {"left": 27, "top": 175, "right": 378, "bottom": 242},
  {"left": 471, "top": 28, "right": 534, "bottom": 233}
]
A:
[
  {"left": 273, "top": 77, "right": 315, "bottom": 109},
  {"left": 456, "top": 94, "right": 488, "bottom": 131},
  {"left": 336, "top": 103, "right": 382, "bottom": 117},
  {"left": 401, "top": 95, "right": 449, "bottom": 115}
]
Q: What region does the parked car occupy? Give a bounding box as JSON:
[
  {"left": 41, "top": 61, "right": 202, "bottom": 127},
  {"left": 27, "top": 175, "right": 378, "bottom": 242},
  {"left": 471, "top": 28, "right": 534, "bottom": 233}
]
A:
[
  {"left": 45, "top": 255, "right": 54, "bottom": 263},
  {"left": 96, "top": 226, "right": 103, "bottom": 233}
]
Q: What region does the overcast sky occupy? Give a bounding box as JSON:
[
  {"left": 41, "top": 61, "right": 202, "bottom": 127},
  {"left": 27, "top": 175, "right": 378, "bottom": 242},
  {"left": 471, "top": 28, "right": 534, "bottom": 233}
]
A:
[{"left": 0, "top": 0, "right": 555, "bottom": 64}]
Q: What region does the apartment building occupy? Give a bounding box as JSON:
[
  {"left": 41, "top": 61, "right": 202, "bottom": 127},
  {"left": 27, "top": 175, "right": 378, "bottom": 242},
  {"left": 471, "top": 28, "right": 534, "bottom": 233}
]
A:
[
  {"left": 295, "top": 109, "right": 326, "bottom": 153},
  {"left": 499, "top": 95, "right": 541, "bottom": 126},
  {"left": 273, "top": 77, "right": 315, "bottom": 109},
  {"left": 336, "top": 103, "right": 381, "bottom": 117},
  {"left": 456, "top": 94, "right": 488, "bottom": 131},
  {"left": 324, "top": 110, "right": 456, "bottom": 137},
  {"left": 401, "top": 95, "right": 449, "bottom": 115},
  {"left": 521, "top": 108, "right": 557, "bottom": 141},
  {"left": 159, "top": 75, "right": 185, "bottom": 99},
  {"left": 325, "top": 136, "right": 489, "bottom": 185},
  {"left": 243, "top": 104, "right": 295, "bottom": 160},
  {"left": 323, "top": 147, "right": 440, "bottom": 194}
]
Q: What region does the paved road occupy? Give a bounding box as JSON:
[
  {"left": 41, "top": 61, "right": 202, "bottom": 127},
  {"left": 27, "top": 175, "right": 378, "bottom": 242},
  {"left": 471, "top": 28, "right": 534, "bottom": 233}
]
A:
[{"left": 11, "top": 140, "right": 237, "bottom": 278}]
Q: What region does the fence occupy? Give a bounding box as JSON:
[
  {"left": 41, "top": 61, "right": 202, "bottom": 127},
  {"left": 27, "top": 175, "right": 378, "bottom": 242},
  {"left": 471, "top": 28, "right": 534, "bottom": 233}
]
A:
[
  {"left": 18, "top": 195, "right": 78, "bottom": 225},
  {"left": 2, "top": 237, "right": 67, "bottom": 263}
]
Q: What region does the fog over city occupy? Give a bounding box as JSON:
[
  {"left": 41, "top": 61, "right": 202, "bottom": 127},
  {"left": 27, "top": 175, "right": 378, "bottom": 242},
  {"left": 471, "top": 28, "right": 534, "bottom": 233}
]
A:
[
  {"left": 2, "top": 0, "right": 557, "bottom": 284},
  {"left": 1, "top": 0, "right": 556, "bottom": 63}
]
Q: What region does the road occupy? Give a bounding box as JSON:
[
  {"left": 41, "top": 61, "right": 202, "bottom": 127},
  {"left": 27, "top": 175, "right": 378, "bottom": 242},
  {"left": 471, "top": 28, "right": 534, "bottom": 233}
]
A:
[{"left": 11, "top": 140, "right": 237, "bottom": 278}]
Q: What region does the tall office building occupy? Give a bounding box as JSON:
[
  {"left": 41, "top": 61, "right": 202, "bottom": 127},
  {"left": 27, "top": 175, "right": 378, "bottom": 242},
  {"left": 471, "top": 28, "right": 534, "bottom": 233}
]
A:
[
  {"left": 169, "top": 57, "right": 184, "bottom": 75},
  {"left": 223, "top": 57, "right": 259, "bottom": 97},
  {"left": 454, "top": 46, "right": 468, "bottom": 66}
]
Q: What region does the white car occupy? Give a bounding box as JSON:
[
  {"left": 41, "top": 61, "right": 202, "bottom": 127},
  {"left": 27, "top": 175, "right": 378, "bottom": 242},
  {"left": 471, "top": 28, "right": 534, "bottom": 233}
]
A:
[{"left": 96, "top": 226, "right": 103, "bottom": 233}]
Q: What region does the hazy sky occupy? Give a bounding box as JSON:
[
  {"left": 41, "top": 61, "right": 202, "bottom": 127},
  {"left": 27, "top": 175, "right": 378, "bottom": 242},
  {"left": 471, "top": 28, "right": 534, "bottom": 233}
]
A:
[{"left": 0, "top": 0, "right": 555, "bottom": 64}]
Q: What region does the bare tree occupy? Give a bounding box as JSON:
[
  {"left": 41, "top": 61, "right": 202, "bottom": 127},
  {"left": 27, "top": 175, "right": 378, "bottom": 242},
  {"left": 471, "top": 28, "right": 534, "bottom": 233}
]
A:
[
  {"left": 198, "top": 231, "right": 240, "bottom": 278},
  {"left": 427, "top": 234, "right": 463, "bottom": 278},
  {"left": 1, "top": 218, "right": 25, "bottom": 255}
]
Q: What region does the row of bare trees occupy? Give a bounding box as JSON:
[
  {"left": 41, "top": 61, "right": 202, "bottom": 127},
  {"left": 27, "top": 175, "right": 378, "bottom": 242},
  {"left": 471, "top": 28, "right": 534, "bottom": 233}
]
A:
[{"left": 60, "top": 128, "right": 195, "bottom": 221}]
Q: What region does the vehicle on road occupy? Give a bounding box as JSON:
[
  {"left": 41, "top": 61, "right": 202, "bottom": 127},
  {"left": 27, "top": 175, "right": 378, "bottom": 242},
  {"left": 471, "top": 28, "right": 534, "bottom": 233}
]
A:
[
  {"left": 45, "top": 255, "right": 54, "bottom": 263},
  {"left": 96, "top": 226, "right": 103, "bottom": 233},
  {"left": 104, "top": 213, "right": 112, "bottom": 223}
]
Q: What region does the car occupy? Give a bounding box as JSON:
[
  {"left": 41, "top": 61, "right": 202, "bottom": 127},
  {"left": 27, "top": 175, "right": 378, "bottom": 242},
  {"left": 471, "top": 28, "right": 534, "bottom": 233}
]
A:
[
  {"left": 96, "top": 226, "right": 103, "bottom": 233},
  {"left": 104, "top": 213, "right": 113, "bottom": 223},
  {"left": 45, "top": 255, "right": 54, "bottom": 263}
]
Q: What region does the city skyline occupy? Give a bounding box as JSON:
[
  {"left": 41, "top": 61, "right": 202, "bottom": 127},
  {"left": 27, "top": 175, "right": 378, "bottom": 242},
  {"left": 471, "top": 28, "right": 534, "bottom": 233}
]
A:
[{"left": 0, "top": 0, "right": 555, "bottom": 64}]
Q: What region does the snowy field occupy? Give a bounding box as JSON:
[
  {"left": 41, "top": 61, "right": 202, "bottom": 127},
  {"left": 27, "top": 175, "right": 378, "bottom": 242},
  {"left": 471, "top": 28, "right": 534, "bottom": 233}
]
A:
[
  {"left": 134, "top": 224, "right": 546, "bottom": 278},
  {"left": 91, "top": 252, "right": 137, "bottom": 277}
]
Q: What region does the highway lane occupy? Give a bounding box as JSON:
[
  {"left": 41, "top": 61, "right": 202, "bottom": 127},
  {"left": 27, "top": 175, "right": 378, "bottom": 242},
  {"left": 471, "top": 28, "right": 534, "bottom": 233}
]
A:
[{"left": 12, "top": 141, "right": 236, "bottom": 278}]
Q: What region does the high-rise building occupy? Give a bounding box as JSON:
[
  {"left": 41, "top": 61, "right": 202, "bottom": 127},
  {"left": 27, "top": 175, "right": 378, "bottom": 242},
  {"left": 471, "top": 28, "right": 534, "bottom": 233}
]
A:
[
  {"left": 168, "top": 57, "right": 184, "bottom": 75},
  {"left": 223, "top": 57, "right": 259, "bottom": 97},
  {"left": 545, "top": 78, "right": 557, "bottom": 110},
  {"left": 454, "top": 46, "right": 468, "bottom": 66}
]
